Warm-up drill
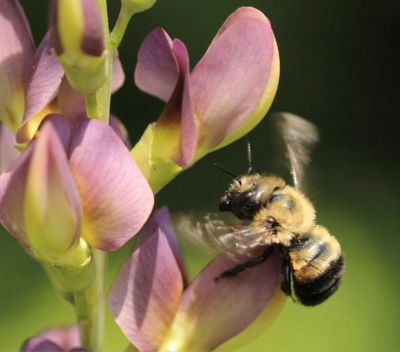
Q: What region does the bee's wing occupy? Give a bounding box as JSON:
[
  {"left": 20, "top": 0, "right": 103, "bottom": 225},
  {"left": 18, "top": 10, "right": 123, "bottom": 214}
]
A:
[
  {"left": 271, "top": 112, "right": 319, "bottom": 191},
  {"left": 174, "top": 212, "right": 268, "bottom": 262}
]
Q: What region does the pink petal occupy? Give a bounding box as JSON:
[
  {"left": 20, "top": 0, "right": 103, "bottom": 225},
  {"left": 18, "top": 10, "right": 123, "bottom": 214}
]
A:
[
  {"left": 164, "top": 251, "right": 282, "bottom": 351},
  {"left": 109, "top": 208, "right": 184, "bottom": 351},
  {"left": 112, "top": 52, "right": 125, "bottom": 93},
  {"left": 191, "top": 7, "right": 277, "bottom": 146},
  {"left": 0, "top": 123, "right": 19, "bottom": 174},
  {"left": 156, "top": 39, "right": 196, "bottom": 166},
  {"left": 134, "top": 28, "right": 179, "bottom": 102},
  {"left": 0, "top": 0, "right": 35, "bottom": 130},
  {"left": 22, "top": 325, "right": 83, "bottom": 351},
  {"left": 68, "top": 118, "right": 154, "bottom": 251},
  {"left": 16, "top": 33, "right": 64, "bottom": 143}
]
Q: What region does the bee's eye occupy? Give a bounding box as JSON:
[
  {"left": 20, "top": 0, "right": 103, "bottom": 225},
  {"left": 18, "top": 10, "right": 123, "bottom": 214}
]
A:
[
  {"left": 266, "top": 216, "right": 278, "bottom": 229},
  {"left": 273, "top": 186, "right": 281, "bottom": 192}
]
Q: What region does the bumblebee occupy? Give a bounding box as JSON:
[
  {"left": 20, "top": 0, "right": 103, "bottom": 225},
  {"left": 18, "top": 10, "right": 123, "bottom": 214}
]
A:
[{"left": 178, "top": 113, "right": 344, "bottom": 306}]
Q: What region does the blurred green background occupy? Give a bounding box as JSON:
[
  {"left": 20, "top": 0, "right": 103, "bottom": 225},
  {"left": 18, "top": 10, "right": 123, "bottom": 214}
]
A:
[{"left": 1, "top": 0, "right": 399, "bottom": 351}]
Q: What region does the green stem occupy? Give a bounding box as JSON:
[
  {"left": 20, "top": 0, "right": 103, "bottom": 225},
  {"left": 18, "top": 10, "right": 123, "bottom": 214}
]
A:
[
  {"left": 110, "top": 6, "right": 134, "bottom": 50},
  {"left": 85, "top": 93, "right": 99, "bottom": 118},
  {"left": 73, "top": 249, "right": 107, "bottom": 352},
  {"left": 93, "top": 0, "right": 112, "bottom": 123}
]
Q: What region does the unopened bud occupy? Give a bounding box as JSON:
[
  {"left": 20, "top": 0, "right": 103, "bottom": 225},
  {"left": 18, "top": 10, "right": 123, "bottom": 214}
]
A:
[{"left": 50, "top": 0, "right": 106, "bottom": 93}]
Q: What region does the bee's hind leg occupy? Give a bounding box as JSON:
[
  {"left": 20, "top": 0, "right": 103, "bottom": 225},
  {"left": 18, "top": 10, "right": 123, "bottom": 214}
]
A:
[{"left": 215, "top": 247, "right": 274, "bottom": 282}]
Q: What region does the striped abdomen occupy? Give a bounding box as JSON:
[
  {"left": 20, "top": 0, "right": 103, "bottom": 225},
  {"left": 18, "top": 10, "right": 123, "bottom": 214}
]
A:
[{"left": 288, "top": 226, "right": 344, "bottom": 306}]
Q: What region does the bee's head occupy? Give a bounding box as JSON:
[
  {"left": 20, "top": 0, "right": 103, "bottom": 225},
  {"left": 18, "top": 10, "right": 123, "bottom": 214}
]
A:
[{"left": 219, "top": 175, "right": 285, "bottom": 220}]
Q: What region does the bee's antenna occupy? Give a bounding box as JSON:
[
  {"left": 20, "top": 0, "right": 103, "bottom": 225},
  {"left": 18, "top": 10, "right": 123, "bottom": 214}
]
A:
[
  {"left": 213, "top": 163, "right": 241, "bottom": 184},
  {"left": 246, "top": 138, "right": 253, "bottom": 174}
]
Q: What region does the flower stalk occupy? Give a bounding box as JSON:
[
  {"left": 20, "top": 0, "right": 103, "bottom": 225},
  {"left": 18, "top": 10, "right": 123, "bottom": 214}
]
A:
[{"left": 73, "top": 249, "right": 107, "bottom": 352}]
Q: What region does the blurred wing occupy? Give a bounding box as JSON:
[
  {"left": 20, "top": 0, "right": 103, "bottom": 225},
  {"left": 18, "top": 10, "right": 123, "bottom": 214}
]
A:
[
  {"left": 272, "top": 112, "right": 319, "bottom": 191},
  {"left": 174, "top": 212, "right": 268, "bottom": 262}
]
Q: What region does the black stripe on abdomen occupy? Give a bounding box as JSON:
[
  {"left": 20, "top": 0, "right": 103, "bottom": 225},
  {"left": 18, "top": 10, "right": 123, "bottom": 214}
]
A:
[{"left": 294, "top": 255, "right": 344, "bottom": 306}]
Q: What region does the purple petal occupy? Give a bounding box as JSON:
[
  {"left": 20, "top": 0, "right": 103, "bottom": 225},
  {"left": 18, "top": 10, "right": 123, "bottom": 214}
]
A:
[
  {"left": 22, "top": 325, "right": 83, "bottom": 352},
  {"left": 0, "top": 0, "right": 35, "bottom": 130},
  {"left": 56, "top": 78, "right": 85, "bottom": 121},
  {"left": 0, "top": 123, "right": 19, "bottom": 174},
  {"left": 16, "top": 33, "right": 64, "bottom": 143},
  {"left": 134, "top": 28, "right": 179, "bottom": 102},
  {"left": 68, "top": 118, "right": 154, "bottom": 251},
  {"left": 164, "top": 251, "right": 282, "bottom": 351},
  {"left": 191, "top": 7, "right": 277, "bottom": 146},
  {"left": 109, "top": 208, "right": 184, "bottom": 351},
  {"left": 111, "top": 53, "right": 125, "bottom": 93}
]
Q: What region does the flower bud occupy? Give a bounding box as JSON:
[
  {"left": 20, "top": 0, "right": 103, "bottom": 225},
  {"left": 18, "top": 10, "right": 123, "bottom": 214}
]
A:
[
  {"left": 121, "top": 0, "right": 157, "bottom": 15},
  {"left": 50, "top": 0, "right": 106, "bottom": 94}
]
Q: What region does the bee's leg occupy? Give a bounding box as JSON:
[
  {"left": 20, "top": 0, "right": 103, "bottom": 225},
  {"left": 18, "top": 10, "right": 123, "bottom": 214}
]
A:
[
  {"left": 281, "top": 253, "right": 292, "bottom": 296},
  {"left": 215, "top": 247, "right": 274, "bottom": 282}
]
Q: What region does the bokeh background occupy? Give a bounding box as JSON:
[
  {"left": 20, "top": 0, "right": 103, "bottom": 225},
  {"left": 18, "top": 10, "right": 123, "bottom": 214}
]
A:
[{"left": 1, "top": 0, "right": 399, "bottom": 351}]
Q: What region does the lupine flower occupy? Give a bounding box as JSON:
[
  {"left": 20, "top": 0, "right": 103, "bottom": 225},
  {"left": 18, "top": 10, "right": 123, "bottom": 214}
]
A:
[
  {"left": 132, "top": 7, "right": 280, "bottom": 192},
  {"left": 50, "top": 0, "right": 107, "bottom": 94},
  {"left": 0, "top": 0, "right": 125, "bottom": 145},
  {"left": 0, "top": 114, "right": 154, "bottom": 266},
  {"left": 21, "top": 325, "right": 85, "bottom": 352},
  {"left": 110, "top": 208, "right": 286, "bottom": 351},
  {"left": 0, "top": 0, "right": 35, "bottom": 131}
]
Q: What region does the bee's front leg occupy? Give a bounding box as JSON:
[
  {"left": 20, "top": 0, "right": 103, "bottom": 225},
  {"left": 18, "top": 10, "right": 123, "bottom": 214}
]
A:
[{"left": 215, "top": 246, "right": 274, "bottom": 282}]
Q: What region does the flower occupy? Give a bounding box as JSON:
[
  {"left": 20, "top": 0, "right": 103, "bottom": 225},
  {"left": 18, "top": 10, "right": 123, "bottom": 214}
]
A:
[
  {"left": 21, "top": 325, "right": 86, "bottom": 352},
  {"left": 0, "top": 0, "right": 35, "bottom": 131},
  {"left": 109, "top": 208, "right": 286, "bottom": 352},
  {"left": 0, "top": 0, "right": 125, "bottom": 144},
  {"left": 0, "top": 114, "right": 154, "bottom": 266},
  {"left": 50, "top": 0, "right": 107, "bottom": 94},
  {"left": 132, "top": 7, "right": 280, "bottom": 192}
]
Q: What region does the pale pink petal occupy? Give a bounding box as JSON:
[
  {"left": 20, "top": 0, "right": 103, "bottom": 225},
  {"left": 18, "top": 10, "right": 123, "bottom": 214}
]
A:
[
  {"left": 0, "top": 0, "right": 34, "bottom": 130},
  {"left": 191, "top": 7, "right": 276, "bottom": 146},
  {"left": 112, "top": 53, "right": 125, "bottom": 93},
  {"left": 17, "top": 33, "right": 64, "bottom": 143},
  {"left": 134, "top": 28, "right": 179, "bottom": 102},
  {"left": 109, "top": 208, "right": 184, "bottom": 351},
  {"left": 68, "top": 118, "right": 154, "bottom": 251},
  {"left": 0, "top": 123, "right": 19, "bottom": 173},
  {"left": 166, "top": 251, "right": 282, "bottom": 351},
  {"left": 22, "top": 325, "right": 83, "bottom": 351}
]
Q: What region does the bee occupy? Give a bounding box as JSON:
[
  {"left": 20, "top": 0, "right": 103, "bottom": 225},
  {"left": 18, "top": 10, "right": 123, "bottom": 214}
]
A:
[{"left": 177, "top": 113, "right": 344, "bottom": 306}]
